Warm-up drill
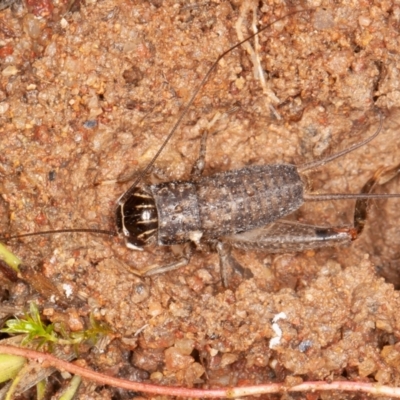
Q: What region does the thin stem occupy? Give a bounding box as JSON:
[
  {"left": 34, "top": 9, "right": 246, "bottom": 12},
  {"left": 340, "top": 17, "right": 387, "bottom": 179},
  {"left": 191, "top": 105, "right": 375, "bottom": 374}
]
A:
[{"left": 1, "top": 345, "right": 400, "bottom": 398}]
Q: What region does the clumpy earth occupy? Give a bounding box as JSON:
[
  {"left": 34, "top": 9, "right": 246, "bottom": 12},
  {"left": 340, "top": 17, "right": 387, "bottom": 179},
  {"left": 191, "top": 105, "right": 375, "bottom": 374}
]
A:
[{"left": 1, "top": 0, "right": 400, "bottom": 398}]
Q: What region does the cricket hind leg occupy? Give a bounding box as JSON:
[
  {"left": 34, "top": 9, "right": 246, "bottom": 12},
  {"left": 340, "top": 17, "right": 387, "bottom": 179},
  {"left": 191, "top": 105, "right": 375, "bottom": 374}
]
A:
[{"left": 222, "top": 220, "right": 354, "bottom": 253}]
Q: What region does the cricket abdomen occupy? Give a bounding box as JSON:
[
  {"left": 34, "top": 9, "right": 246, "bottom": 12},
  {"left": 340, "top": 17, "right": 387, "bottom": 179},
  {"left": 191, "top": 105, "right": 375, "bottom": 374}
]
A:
[{"left": 196, "top": 164, "right": 304, "bottom": 238}]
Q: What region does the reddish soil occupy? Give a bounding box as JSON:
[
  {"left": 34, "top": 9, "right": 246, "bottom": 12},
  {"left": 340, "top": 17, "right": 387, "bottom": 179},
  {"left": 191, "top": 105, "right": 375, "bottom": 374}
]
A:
[{"left": 1, "top": 0, "right": 400, "bottom": 398}]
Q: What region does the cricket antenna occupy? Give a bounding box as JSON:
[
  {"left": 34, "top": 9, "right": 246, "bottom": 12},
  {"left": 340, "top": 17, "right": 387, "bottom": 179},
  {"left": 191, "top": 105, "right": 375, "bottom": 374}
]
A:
[
  {"left": 0, "top": 228, "right": 117, "bottom": 243},
  {"left": 117, "top": 7, "right": 314, "bottom": 206}
]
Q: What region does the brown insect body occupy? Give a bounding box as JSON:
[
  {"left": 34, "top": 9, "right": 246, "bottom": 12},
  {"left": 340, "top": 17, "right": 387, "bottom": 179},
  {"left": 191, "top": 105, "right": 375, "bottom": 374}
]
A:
[{"left": 116, "top": 165, "right": 303, "bottom": 248}]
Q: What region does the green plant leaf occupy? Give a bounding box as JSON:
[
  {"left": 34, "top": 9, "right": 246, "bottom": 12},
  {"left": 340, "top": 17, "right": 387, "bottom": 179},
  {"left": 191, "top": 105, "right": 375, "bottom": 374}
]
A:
[
  {"left": 1, "top": 303, "right": 57, "bottom": 346},
  {"left": 0, "top": 354, "right": 26, "bottom": 383},
  {"left": 0, "top": 242, "right": 21, "bottom": 272}
]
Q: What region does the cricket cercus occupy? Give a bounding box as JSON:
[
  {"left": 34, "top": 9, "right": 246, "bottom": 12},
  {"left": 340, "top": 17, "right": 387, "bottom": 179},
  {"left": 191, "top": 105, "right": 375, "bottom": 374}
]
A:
[{"left": 3, "top": 8, "right": 400, "bottom": 287}]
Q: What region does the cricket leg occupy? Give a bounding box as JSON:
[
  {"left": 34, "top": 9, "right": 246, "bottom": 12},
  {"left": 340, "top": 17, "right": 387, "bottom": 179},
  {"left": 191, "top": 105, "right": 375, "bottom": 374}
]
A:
[
  {"left": 216, "top": 241, "right": 254, "bottom": 287},
  {"left": 223, "top": 220, "right": 354, "bottom": 253},
  {"left": 134, "top": 243, "right": 193, "bottom": 276},
  {"left": 191, "top": 131, "right": 208, "bottom": 178}
]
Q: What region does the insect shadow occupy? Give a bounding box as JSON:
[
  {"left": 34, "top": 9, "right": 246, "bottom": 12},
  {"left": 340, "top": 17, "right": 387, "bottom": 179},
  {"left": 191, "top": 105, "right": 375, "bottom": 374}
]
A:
[{"left": 2, "top": 8, "right": 400, "bottom": 288}]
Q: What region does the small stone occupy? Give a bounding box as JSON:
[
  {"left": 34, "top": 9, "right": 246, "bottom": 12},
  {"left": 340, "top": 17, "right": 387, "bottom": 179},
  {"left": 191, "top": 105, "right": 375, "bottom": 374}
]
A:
[
  {"left": 164, "top": 347, "right": 193, "bottom": 371},
  {"left": 2, "top": 66, "right": 18, "bottom": 77}
]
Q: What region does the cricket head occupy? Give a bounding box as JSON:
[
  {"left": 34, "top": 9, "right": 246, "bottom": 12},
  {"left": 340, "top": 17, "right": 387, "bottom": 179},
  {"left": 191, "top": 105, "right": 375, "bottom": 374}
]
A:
[{"left": 115, "top": 187, "right": 158, "bottom": 251}]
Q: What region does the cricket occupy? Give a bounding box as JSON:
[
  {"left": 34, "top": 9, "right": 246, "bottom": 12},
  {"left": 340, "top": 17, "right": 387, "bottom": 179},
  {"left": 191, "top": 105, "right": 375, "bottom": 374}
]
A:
[{"left": 1, "top": 7, "right": 400, "bottom": 287}]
